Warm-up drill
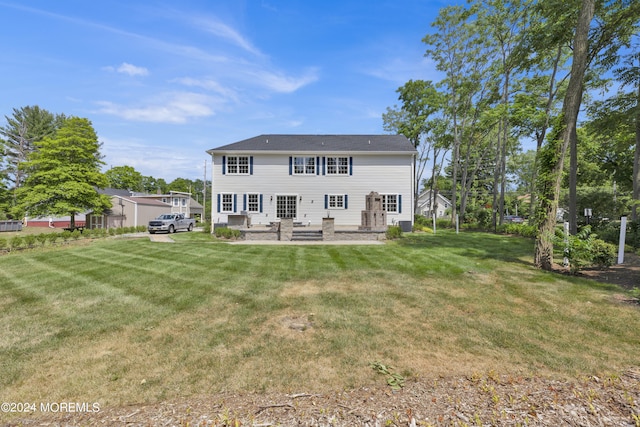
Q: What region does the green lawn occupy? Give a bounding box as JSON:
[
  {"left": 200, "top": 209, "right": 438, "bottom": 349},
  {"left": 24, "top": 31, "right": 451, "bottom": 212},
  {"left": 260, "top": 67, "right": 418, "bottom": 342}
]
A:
[{"left": 0, "top": 231, "right": 637, "bottom": 407}]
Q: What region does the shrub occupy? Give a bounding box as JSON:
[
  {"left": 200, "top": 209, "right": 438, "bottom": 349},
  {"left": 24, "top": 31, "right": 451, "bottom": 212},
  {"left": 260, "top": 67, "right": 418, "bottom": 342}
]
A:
[
  {"left": 435, "top": 219, "right": 453, "bottom": 230},
  {"left": 9, "top": 236, "right": 23, "bottom": 250},
  {"left": 48, "top": 233, "right": 60, "bottom": 245},
  {"left": 60, "top": 231, "right": 72, "bottom": 242},
  {"left": 414, "top": 215, "right": 431, "bottom": 227},
  {"left": 413, "top": 224, "right": 433, "bottom": 233},
  {"left": 497, "top": 223, "right": 537, "bottom": 238},
  {"left": 0, "top": 237, "right": 7, "bottom": 250},
  {"left": 71, "top": 230, "right": 82, "bottom": 240},
  {"left": 36, "top": 233, "right": 49, "bottom": 246},
  {"left": 214, "top": 227, "right": 241, "bottom": 239},
  {"left": 386, "top": 225, "right": 403, "bottom": 240},
  {"left": 23, "top": 234, "right": 37, "bottom": 248},
  {"left": 556, "top": 226, "right": 616, "bottom": 274},
  {"left": 590, "top": 239, "right": 617, "bottom": 268}
]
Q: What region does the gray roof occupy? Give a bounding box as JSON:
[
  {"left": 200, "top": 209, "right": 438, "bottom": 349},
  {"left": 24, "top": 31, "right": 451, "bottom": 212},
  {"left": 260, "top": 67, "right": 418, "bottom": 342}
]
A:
[{"left": 208, "top": 134, "right": 416, "bottom": 153}]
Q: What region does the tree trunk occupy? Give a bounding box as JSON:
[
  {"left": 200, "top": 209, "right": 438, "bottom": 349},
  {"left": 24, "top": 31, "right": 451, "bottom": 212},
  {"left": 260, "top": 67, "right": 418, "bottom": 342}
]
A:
[
  {"left": 633, "top": 80, "right": 640, "bottom": 222},
  {"left": 529, "top": 47, "right": 563, "bottom": 222},
  {"left": 569, "top": 123, "right": 579, "bottom": 234},
  {"left": 534, "top": 0, "right": 594, "bottom": 270}
]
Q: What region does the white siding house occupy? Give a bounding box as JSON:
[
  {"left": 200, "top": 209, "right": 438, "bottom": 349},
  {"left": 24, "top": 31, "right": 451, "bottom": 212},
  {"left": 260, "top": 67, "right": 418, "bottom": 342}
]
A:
[
  {"left": 207, "top": 135, "right": 416, "bottom": 228},
  {"left": 417, "top": 190, "right": 452, "bottom": 218}
]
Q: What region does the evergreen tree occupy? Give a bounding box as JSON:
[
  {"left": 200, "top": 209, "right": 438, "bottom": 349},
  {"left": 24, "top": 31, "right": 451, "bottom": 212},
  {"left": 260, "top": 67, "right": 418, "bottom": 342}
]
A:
[{"left": 16, "top": 117, "right": 111, "bottom": 226}]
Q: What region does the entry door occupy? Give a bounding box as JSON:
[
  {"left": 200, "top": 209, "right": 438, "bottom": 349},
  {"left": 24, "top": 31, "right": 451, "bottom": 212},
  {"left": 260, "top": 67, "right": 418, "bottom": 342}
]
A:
[{"left": 276, "top": 195, "right": 297, "bottom": 219}]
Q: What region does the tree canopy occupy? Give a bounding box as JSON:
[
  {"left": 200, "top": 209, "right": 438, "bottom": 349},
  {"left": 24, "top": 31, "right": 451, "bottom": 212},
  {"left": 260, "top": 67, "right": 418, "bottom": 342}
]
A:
[{"left": 16, "top": 117, "right": 111, "bottom": 226}]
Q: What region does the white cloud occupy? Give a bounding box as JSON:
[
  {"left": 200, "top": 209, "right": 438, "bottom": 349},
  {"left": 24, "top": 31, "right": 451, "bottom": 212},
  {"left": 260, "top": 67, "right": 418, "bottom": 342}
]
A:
[
  {"left": 100, "top": 136, "right": 206, "bottom": 181},
  {"left": 172, "top": 77, "right": 239, "bottom": 102},
  {"left": 117, "top": 62, "right": 149, "bottom": 76},
  {"left": 96, "top": 92, "right": 215, "bottom": 123},
  {"left": 247, "top": 68, "right": 319, "bottom": 93},
  {"left": 192, "top": 16, "right": 263, "bottom": 57}
]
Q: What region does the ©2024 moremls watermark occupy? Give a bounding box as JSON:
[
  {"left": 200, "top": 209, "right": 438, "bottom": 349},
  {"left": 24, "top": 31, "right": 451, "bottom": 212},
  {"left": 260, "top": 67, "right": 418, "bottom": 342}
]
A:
[{"left": 1, "top": 401, "right": 100, "bottom": 414}]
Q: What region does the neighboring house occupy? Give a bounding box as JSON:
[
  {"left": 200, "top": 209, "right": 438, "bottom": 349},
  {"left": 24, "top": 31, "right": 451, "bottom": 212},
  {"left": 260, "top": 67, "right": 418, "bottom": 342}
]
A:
[
  {"left": 417, "top": 190, "right": 451, "bottom": 218},
  {"left": 25, "top": 215, "right": 86, "bottom": 228},
  {"left": 206, "top": 134, "right": 417, "bottom": 227},
  {"left": 86, "top": 190, "right": 171, "bottom": 229},
  {"left": 132, "top": 191, "right": 204, "bottom": 220}
]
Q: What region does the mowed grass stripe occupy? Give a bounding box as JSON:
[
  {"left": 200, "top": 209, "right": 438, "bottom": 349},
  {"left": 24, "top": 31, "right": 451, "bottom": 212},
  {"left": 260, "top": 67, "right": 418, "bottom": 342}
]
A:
[{"left": 1, "top": 231, "right": 639, "bottom": 406}]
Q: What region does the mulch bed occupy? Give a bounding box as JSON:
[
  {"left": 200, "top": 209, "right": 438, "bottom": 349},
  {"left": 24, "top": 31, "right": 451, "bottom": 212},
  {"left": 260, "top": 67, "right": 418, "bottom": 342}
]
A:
[{"left": 5, "top": 371, "right": 640, "bottom": 426}]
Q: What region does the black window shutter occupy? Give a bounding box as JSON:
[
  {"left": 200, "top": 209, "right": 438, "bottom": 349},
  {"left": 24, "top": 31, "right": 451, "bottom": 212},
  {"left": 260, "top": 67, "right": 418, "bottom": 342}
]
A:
[
  {"left": 324, "top": 194, "right": 328, "bottom": 209},
  {"left": 398, "top": 195, "right": 402, "bottom": 213},
  {"left": 222, "top": 156, "right": 226, "bottom": 175},
  {"left": 349, "top": 157, "right": 353, "bottom": 175},
  {"left": 259, "top": 194, "right": 263, "bottom": 213},
  {"left": 289, "top": 157, "right": 293, "bottom": 175},
  {"left": 344, "top": 194, "right": 348, "bottom": 209},
  {"left": 217, "top": 194, "right": 221, "bottom": 213},
  {"left": 250, "top": 156, "right": 254, "bottom": 175}
]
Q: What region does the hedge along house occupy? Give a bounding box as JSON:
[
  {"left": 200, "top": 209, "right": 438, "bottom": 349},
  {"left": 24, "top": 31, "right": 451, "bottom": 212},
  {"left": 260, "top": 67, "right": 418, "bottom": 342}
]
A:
[{"left": 206, "top": 134, "right": 417, "bottom": 229}]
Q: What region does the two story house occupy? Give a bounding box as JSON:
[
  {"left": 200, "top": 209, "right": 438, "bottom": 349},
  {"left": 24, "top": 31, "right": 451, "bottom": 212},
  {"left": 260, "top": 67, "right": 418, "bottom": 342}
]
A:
[{"left": 206, "top": 134, "right": 417, "bottom": 228}]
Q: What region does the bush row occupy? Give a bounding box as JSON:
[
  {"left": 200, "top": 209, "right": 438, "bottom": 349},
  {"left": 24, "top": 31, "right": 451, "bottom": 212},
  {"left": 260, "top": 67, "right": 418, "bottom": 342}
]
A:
[
  {"left": 0, "top": 225, "right": 148, "bottom": 252},
  {"left": 214, "top": 227, "right": 241, "bottom": 239}
]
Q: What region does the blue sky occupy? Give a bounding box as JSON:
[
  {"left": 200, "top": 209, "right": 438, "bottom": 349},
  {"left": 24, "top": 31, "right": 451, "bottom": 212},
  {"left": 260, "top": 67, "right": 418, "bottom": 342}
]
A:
[{"left": 0, "top": 1, "right": 454, "bottom": 182}]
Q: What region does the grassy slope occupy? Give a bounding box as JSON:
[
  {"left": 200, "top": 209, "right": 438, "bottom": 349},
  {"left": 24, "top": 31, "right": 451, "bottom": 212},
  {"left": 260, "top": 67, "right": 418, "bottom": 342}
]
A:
[{"left": 0, "top": 231, "right": 637, "bottom": 406}]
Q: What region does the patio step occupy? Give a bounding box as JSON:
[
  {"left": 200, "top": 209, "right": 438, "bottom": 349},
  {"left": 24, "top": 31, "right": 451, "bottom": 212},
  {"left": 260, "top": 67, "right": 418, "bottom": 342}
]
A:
[{"left": 291, "top": 230, "right": 323, "bottom": 241}]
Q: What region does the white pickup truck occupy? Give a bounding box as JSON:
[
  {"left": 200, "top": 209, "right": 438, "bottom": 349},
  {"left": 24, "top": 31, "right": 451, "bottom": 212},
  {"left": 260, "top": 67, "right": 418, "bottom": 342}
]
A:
[{"left": 148, "top": 213, "right": 195, "bottom": 234}]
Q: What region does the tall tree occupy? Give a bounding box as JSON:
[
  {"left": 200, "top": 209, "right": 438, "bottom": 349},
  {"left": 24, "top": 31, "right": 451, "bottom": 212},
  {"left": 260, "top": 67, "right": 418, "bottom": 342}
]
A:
[
  {"left": 382, "top": 79, "right": 442, "bottom": 213},
  {"left": 16, "top": 117, "right": 111, "bottom": 226},
  {"left": 477, "top": 0, "right": 529, "bottom": 226},
  {"left": 105, "top": 165, "right": 144, "bottom": 192},
  {"left": 587, "top": 36, "right": 640, "bottom": 220},
  {"left": 568, "top": 0, "right": 640, "bottom": 233},
  {"left": 424, "top": 4, "right": 490, "bottom": 225},
  {"left": 0, "top": 106, "right": 64, "bottom": 210},
  {"left": 534, "top": 0, "right": 595, "bottom": 270},
  {"left": 141, "top": 175, "right": 168, "bottom": 194}
]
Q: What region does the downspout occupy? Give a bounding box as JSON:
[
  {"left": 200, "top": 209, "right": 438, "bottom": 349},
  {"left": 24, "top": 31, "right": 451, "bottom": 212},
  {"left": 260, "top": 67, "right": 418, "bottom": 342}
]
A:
[{"left": 134, "top": 200, "right": 138, "bottom": 227}]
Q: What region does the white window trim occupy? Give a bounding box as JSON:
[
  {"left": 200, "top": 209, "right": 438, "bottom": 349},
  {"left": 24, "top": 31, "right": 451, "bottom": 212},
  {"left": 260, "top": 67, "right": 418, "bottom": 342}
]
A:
[
  {"left": 328, "top": 194, "right": 345, "bottom": 209},
  {"left": 326, "top": 156, "right": 349, "bottom": 175},
  {"left": 275, "top": 194, "right": 298, "bottom": 219},
  {"left": 293, "top": 156, "right": 316, "bottom": 175},
  {"left": 220, "top": 193, "right": 235, "bottom": 213},
  {"left": 247, "top": 193, "right": 260, "bottom": 213},
  {"left": 382, "top": 194, "right": 399, "bottom": 214},
  {"left": 226, "top": 155, "right": 250, "bottom": 175}
]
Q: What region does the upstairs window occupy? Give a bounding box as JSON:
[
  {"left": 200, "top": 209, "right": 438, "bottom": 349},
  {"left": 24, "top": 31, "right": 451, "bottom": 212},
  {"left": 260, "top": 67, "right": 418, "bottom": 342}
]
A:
[
  {"left": 293, "top": 156, "right": 316, "bottom": 175},
  {"left": 225, "top": 156, "right": 251, "bottom": 175},
  {"left": 326, "top": 157, "right": 349, "bottom": 175}
]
